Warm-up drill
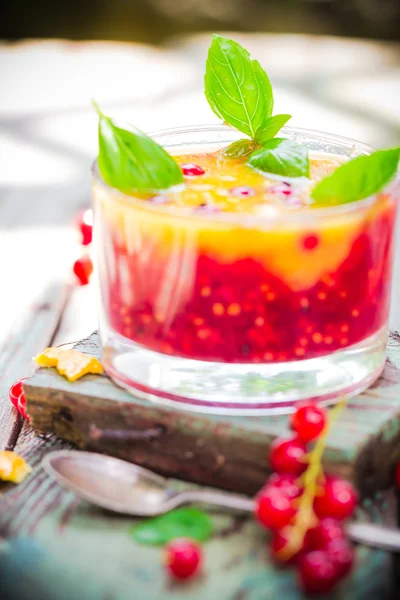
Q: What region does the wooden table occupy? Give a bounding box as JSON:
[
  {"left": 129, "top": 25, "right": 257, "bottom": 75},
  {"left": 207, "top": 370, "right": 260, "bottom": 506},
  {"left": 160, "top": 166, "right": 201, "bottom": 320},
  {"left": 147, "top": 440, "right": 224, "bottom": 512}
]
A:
[{"left": 1, "top": 34, "right": 400, "bottom": 599}]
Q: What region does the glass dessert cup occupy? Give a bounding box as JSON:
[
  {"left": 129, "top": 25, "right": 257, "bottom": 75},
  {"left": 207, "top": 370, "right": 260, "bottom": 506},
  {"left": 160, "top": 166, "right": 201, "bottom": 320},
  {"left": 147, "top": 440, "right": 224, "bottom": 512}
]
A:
[{"left": 93, "top": 125, "right": 398, "bottom": 415}]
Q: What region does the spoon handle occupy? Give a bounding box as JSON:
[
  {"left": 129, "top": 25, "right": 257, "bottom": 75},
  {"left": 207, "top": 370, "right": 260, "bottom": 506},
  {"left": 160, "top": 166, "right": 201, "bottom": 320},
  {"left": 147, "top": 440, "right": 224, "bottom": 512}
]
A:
[
  {"left": 173, "top": 490, "right": 400, "bottom": 551},
  {"left": 173, "top": 489, "right": 255, "bottom": 512},
  {"left": 347, "top": 522, "right": 400, "bottom": 552}
]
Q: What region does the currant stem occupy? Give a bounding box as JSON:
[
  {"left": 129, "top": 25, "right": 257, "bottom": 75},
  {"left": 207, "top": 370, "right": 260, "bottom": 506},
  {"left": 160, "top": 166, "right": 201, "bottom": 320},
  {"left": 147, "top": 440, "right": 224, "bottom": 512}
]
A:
[{"left": 278, "top": 397, "right": 347, "bottom": 561}]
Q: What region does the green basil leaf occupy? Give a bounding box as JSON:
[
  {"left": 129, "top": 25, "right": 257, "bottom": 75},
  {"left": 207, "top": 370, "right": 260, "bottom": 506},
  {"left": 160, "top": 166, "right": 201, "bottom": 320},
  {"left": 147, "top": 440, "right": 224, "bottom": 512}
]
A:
[
  {"left": 251, "top": 58, "right": 274, "bottom": 121},
  {"left": 247, "top": 138, "right": 310, "bottom": 178},
  {"left": 223, "top": 139, "right": 258, "bottom": 159},
  {"left": 311, "top": 147, "right": 400, "bottom": 205},
  {"left": 94, "top": 101, "right": 184, "bottom": 194},
  {"left": 130, "top": 508, "right": 213, "bottom": 546},
  {"left": 205, "top": 35, "right": 273, "bottom": 139},
  {"left": 256, "top": 114, "right": 292, "bottom": 145}
]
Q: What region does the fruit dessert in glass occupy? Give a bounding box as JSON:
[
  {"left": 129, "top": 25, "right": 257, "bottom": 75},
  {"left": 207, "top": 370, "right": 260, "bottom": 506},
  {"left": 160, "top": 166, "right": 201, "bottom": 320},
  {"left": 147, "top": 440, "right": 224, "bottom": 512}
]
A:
[{"left": 92, "top": 37, "right": 399, "bottom": 414}]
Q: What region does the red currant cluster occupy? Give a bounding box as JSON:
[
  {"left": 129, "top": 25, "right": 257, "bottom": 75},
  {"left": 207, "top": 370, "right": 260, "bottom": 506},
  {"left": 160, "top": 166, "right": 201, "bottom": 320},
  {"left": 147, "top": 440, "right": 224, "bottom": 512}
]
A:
[
  {"left": 73, "top": 209, "right": 94, "bottom": 286},
  {"left": 255, "top": 401, "right": 358, "bottom": 595}
]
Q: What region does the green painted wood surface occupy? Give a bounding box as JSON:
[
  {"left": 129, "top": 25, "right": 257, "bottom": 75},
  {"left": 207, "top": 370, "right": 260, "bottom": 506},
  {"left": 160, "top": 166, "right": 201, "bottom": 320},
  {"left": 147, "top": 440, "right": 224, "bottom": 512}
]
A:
[
  {"left": 24, "top": 331, "right": 400, "bottom": 497},
  {"left": 0, "top": 431, "right": 396, "bottom": 600}
]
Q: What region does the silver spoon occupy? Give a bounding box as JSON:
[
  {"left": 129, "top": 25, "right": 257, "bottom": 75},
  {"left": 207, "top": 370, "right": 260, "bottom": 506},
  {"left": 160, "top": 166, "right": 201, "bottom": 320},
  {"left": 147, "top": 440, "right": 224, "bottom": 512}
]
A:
[{"left": 43, "top": 450, "right": 400, "bottom": 552}]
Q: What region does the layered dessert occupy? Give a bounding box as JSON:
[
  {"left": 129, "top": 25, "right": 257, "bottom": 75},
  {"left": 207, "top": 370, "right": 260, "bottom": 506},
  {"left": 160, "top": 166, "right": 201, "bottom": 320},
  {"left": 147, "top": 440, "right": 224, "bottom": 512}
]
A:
[{"left": 92, "top": 34, "right": 399, "bottom": 410}]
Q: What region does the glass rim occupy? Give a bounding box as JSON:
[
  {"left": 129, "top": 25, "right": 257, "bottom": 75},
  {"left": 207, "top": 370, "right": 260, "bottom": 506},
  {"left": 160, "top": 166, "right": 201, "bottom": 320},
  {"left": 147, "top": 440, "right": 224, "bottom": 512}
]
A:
[{"left": 92, "top": 124, "right": 397, "bottom": 226}]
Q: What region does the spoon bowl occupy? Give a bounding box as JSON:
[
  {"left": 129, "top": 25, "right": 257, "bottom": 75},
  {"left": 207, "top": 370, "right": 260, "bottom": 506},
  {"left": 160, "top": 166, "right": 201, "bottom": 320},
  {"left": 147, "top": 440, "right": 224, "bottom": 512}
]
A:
[{"left": 44, "top": 450, "right": 173, "bottom": 516}]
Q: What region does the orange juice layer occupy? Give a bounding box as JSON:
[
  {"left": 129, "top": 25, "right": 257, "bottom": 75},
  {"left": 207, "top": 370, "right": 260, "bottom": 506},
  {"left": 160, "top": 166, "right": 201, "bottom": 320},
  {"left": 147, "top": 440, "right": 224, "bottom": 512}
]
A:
[{"left": 95, "top": 151, "right": 393, "bottom": 292}]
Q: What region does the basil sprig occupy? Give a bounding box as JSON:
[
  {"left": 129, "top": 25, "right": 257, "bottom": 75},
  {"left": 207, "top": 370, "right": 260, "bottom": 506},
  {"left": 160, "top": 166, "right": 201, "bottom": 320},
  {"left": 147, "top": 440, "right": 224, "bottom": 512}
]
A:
[
  {"left": 93, "top": 101, "right": 183, "bottom": 194},
  {"left": 205, "top": 35, "right": 306, "bottom": 178},
  {"left": 205, "top": 35, "right": 272, "bottom": 141},
  {"left": 205, "top": 36, "right": 291, "bottom": 144},
  {"left": 311, "top": 147, "right": 400, "bottom": 205}
]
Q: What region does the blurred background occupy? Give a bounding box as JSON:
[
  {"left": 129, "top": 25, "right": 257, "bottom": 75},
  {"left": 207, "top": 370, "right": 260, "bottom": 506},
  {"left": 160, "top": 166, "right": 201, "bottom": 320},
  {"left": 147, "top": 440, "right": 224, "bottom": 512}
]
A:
[
  {"left": 0, "top": 0, "right": 400, "bottom": 345},
  {"left": 2, "top": 0, "right": 400, "bottom": 42}
]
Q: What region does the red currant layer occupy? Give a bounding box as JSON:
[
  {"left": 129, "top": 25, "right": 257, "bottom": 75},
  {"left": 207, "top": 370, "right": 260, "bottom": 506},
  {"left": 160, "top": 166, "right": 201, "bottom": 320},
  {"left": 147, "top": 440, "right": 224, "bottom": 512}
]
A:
[{"left": 102, "top": 200, "right": 394, "bottom": 363}]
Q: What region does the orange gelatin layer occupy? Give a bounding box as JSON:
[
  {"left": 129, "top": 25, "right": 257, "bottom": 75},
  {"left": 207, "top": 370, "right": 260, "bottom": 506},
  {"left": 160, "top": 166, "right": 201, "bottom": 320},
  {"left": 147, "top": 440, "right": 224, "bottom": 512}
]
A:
[{"left": 95, "top": 149, "right": 396, "bottom": 363}]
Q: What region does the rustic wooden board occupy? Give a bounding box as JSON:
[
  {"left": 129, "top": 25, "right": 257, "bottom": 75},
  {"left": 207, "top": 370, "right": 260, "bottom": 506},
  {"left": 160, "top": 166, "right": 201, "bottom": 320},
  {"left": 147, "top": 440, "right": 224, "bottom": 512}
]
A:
[{"left": 24, "top": 331, "right": 400, "bottom": 497}]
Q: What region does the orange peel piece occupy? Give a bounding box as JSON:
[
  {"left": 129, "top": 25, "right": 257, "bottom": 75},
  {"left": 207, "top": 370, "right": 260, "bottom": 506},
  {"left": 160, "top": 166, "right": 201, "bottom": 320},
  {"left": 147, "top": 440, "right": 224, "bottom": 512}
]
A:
[
  {"left": 0, "top": 451, "right": 32, "bottom": 484},
  {"left": 35, "top": 348, "right": 104, "bottom": 382}
]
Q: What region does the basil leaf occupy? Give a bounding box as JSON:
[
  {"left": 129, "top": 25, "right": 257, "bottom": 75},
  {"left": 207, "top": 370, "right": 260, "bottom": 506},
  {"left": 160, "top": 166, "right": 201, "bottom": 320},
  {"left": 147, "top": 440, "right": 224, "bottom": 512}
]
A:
[
  {"left": 247, "top": 138, "right": 310, "bottom": 178},
  {"left": 251, "top": 58, "right": 274, "bottom": 122},
  {"left": 223, "top": 139, "right": 258, "bottom": 159},
  {"left": 130, "top": 508, "right": 213, "bottom": 546},
  {"left": 94, "top": 101, "right": 184, "bottom": 193},
  {"left": 205, "top": 35, "right": 273, "bottom": 139},
  {"left": 256, "top": 114, "right": 292, "bottom": 145},
  {"left": 311, "top": 148, "right": 400, "bottom": 205}
]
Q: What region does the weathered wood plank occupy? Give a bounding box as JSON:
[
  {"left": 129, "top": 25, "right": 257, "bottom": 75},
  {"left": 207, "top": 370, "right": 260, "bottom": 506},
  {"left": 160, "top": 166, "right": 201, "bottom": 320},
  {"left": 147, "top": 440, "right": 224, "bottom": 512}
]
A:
[
  {"left": 0, "top": 281, "right": 69, "bottom": 449},
  {"left": 23, "top": 331, "right": 400, "bottom": 497}
]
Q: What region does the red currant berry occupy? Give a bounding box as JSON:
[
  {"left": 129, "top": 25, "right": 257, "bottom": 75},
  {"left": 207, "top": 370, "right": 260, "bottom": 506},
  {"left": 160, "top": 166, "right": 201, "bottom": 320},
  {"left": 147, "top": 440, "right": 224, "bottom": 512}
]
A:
[
  {"left": 270, "top": 437, "right": 307, "bottom": 476},
  {"left": 302, "top": 234, "right": 320, "bottom": 251},
  {"left": 327, "top": 539, "right": 355, "bottom": 579},
  {"left": 73, "top": 255, "right": 93, "bottom": 286},
  {"left": 255, "top": 487, "right": 297, "bottom": 530},
  {"left": 267, "top": 473, "right": 303, "bottom": 499},
  {"left": 395, "top": 461, "right": 400, "bottom": 490},
  {"left": 270, "top": 529, "right": 304, "bottom": 565},
  {"left": 314, "top": 477, "right": 358, "bottom": 521},
  {"left": 298, "top": 550, "right": 338, "bottom": 595},
  {"left": 180, "top": 163, "right": 205, "bottom": 177},
  {"left": 9, "top": 379, "right": 26, "bottom": 410},
  {"left": 165, "top": 539, "right": 202, "bottom": 580},
  {"left": 290, "top": 402, "right": 327, "bottom": 442},
  {"left": 229, "top": 186, "right": 255, "bottom": 197},
  {"left": 75, "top": 209, "right": 93, "bottom": 246},
  {"left": 305, "top": 518, "right": 344, "bottom": 551}
]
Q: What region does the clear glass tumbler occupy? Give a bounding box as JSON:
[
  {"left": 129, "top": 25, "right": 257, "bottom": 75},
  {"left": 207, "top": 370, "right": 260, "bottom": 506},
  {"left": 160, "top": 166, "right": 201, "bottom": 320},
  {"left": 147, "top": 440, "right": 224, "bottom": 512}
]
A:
[{"left": 93, "top": 125, "right": 398, "bottom": 414}]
